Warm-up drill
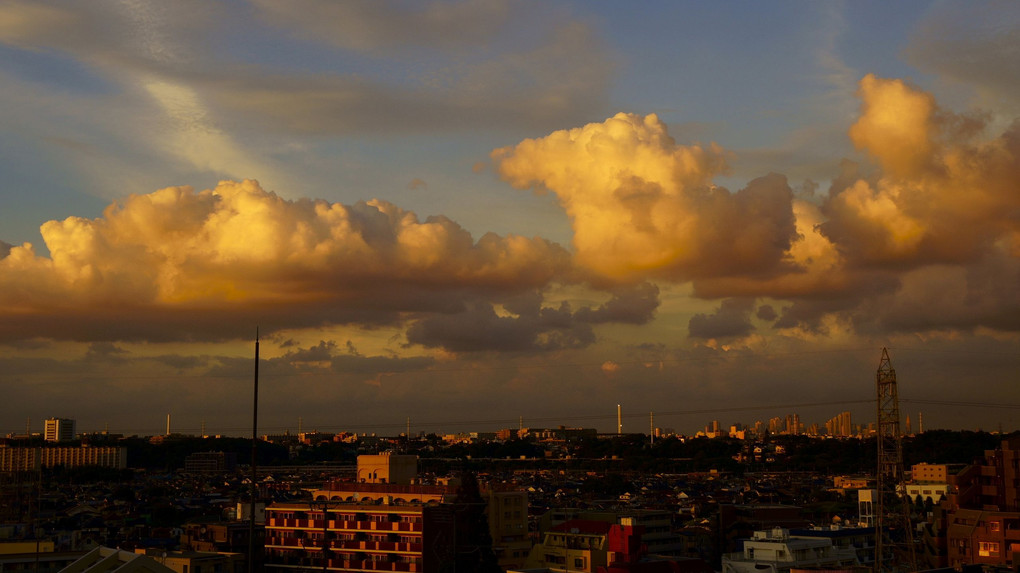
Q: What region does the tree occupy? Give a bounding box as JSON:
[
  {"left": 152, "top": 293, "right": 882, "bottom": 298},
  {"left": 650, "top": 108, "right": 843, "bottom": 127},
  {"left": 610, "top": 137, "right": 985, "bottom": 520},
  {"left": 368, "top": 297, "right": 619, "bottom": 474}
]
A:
[{"left": 454, "top": 471, "right": 502, "bottom": 573}]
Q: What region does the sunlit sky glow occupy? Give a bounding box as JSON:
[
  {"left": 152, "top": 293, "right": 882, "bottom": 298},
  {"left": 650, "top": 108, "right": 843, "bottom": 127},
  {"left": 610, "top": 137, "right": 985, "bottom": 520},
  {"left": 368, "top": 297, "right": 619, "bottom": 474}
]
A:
[{"left": 1, "top": 1, "right": 1018, "bottom": 437}]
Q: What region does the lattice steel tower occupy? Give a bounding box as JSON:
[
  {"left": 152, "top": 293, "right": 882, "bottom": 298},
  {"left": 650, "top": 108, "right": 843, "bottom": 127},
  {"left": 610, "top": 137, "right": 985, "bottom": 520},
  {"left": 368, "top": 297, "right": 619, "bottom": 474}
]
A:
[{"left": 874, "top": 348, "right": 916, "bottom": 572}]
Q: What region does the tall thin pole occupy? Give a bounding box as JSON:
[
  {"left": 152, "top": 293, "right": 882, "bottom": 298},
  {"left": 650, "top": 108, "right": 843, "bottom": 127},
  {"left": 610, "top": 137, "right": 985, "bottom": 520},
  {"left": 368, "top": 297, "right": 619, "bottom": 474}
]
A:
[
  {"left": 874, "top": 347, "right": 915, "bottom": 572},
  {"left": 248, "top": 330, "right": 260, "bottom": 573}
]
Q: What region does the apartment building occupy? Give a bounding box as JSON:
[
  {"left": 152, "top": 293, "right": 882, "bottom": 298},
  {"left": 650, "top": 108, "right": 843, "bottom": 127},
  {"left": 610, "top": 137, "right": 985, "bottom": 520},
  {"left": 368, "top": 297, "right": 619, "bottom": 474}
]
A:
[
  {"left": 43, "top": 418, "right": 75, "bottom": 443},
  {"left": 927, "top": 438, "right": 1020, "bottom": 570},
  {"left": 263, "top": 502, "right": 454, "bottom": 573},
  {"left": 0, "top": 446, "right": 126, "bottom": 472}
]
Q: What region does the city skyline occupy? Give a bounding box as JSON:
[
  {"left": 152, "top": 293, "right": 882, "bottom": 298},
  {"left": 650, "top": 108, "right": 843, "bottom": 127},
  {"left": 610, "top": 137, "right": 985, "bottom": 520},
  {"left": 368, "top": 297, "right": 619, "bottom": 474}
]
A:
[{"left": 1, "top": 2, "right": 1019, "bottom": 436}]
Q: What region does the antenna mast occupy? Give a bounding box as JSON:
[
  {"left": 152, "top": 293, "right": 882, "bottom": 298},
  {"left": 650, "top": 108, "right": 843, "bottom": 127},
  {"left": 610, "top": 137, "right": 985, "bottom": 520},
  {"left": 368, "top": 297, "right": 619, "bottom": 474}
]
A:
[
  {"left": 248, "top": 330, "right": 260, "bottom": 573},
  {"left": 874, "top": 348, "right": 915, "bottom": 572}
]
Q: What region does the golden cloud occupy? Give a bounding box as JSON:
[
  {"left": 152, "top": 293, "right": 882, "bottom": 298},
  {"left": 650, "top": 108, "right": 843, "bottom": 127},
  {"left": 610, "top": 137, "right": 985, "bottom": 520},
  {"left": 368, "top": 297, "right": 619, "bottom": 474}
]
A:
[
  {"left": 823, "top": 75, "right": 1020, "bottom": 267},
  {"left": 492, "top": 113, "right": 799, "bottom": 283},
  {"left": 0, "top": 180, "right": 573, "bottom": 341}
]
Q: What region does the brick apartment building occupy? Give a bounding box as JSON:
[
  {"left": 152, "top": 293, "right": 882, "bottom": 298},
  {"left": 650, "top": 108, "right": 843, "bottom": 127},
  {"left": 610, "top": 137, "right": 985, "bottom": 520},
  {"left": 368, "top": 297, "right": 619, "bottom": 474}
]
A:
[
  {"left": 263, "top": 502, "right": 455, "bottom": 573},
  {"left": 922, "top": 438, "right": 1020, "bottom": 569}
]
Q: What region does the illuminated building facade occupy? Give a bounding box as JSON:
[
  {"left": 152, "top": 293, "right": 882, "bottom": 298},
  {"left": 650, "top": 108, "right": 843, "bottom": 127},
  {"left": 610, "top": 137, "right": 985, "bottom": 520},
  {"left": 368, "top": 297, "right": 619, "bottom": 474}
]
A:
[
  {"left": 44, "top": 418, "right": 75, "bottom": 442},
  {"left": 263, "top": 502, "right": 454, "bottom": 573},
  {"left": 0, "top": 446, "right": 126, "bottom": 471}
]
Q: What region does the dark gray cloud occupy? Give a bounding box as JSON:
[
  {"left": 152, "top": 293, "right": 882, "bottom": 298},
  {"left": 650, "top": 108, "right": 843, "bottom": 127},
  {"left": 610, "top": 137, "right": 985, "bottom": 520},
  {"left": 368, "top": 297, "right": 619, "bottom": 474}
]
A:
[
  {"left": 687, "top": 298, "right": 756, "bottom": 340},
  {"left": 405, "top": 300, "right": 596, "bottom": 352},
  {"left": 756, "top": 304, "right": 778, "bottom": 322},
  {"left": 85, "top": 342, "right": 128, "bottom": 360},
  {"left": 575, "top": 282, "right": 660, "bottom": 325}
]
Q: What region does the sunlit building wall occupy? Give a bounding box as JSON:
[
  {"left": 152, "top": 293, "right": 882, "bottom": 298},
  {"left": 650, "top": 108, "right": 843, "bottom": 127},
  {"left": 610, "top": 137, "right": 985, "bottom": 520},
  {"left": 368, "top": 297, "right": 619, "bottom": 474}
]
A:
[{"left": 43, "top": 418, "right": 75, "bottom": 442}]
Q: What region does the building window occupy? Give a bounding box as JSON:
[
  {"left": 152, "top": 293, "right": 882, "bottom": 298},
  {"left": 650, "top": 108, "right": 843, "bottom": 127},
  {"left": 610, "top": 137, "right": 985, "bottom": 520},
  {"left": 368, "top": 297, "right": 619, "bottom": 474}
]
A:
[
  {"left": 990, "top": 521, "right": 1001, "bottom": 532},
  {"left": 978, "top": 542, "right": 999, "bottom": 557},
  {"left": 574, "top": 558, "right": 585, "bottom": 568}
]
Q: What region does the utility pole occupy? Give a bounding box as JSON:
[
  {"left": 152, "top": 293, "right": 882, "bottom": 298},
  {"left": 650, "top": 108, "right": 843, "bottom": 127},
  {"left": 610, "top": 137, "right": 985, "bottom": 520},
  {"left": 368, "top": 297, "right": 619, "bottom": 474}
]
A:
[
  {"left": 248, "top": 331, "right": 260, "bottom": 573},
  {"left": 874, "top": 348, "right": 916, "bottom": 573}
]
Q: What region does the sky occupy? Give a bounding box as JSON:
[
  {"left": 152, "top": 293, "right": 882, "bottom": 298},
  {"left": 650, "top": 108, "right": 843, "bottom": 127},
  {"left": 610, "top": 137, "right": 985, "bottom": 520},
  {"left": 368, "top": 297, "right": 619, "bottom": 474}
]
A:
[{"left": 1, "top": 1, "right": 1019, "bottom": 438}]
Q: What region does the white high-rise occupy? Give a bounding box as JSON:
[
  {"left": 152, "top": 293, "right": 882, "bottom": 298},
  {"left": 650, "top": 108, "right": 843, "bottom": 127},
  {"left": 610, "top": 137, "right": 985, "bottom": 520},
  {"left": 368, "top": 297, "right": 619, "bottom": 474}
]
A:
[{"left": 44, "top": 417, "right": 75, "bottom": 442}]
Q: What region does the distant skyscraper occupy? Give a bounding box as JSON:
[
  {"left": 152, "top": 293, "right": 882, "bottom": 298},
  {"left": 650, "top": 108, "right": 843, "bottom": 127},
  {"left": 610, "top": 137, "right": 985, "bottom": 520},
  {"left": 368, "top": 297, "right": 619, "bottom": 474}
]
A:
[{"left": 44, "top": 418, "right": 75, "bottom": 442}]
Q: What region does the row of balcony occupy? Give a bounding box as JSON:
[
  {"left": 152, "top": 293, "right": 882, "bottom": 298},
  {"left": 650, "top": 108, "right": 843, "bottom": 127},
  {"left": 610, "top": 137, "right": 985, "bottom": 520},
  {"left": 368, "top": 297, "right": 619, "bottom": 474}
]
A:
[
  {"left": 266, "top": 538, "right": 424, "bottom": 553},
  {"left": 267, "top": 518, "right": 422, "bottom": 532},
  {"left": 268, "top": 555, "right": 422, "bottom": 572}
]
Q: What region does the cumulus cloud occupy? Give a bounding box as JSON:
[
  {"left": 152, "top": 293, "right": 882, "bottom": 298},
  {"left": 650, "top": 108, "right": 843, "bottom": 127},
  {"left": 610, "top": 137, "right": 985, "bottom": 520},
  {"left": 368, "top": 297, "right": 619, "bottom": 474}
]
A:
[
  {"left": 489, "top": 81, "right": 1018, "bottom": 337},
  {"left": 688, "top": 298, "right": 756, "bottom": 340},
  {"left": 822, "top": 75, "right": 1020, "bottom": 268},
  {"left": 493, "top": 113, "right": 799, "bottom": 283},
  {"left": 0, "top": 180, "right": 573, "bottom": 344}
]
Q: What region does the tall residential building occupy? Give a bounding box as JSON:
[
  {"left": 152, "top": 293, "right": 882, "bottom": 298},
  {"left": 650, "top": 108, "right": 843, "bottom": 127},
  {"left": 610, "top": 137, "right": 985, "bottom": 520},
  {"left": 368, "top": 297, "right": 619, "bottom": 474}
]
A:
[
  {"left": 310, "top": 454, "right": 528, "bottom": 571},
  {"left": 924, "top": 438, "right": 1020, "bottom": 570},
  {"left": 44, "top": 418, "right": 75, "bottom": 442},
  {"left": 263, "top": 502, "right": 454, "bottom": 573},
  {"left": 825, "top": 411, "right": 852, "bottom": 437}
]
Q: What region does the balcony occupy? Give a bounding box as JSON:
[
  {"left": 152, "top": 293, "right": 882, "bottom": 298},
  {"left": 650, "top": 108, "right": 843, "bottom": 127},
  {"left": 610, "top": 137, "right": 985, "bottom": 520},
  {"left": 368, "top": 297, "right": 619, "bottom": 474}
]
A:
[
  {"left": 325, "top": 559, "right": 421, "bottom": 572},
  {"left": 330, "top": 540, "right": 423, "bottom": 553}
]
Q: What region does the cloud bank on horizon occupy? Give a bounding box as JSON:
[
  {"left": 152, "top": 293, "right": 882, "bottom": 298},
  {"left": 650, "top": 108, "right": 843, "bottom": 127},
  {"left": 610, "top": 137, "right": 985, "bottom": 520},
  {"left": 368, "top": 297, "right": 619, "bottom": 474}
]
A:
[{"left": 2, "top": 75, "right": 1018, "bottom": 352}]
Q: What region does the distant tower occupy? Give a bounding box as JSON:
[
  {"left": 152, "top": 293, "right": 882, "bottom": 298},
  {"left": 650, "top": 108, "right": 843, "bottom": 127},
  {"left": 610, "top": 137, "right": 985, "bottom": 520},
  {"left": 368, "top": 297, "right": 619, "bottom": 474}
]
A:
[
  {"left": 166, "top": 413, "right": 171, "bottom": 436},
  {"left": 617, "top": 404, "right": 622, "bottom": 435},
  {"left": 875, "top": 348, "right": 916, "bottom": 572},
  {"left": 650, "top": 412, "right": 654, "bottom": 445},
  {"left": 44, "top": 418, "right": 75, "bottom": 442}
]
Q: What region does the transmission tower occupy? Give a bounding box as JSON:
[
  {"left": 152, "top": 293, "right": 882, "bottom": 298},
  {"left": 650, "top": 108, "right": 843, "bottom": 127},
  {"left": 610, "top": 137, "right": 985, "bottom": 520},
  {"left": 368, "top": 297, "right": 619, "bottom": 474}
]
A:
[{"left": 874, "top": 348, "right": 916, "bottom": 572}]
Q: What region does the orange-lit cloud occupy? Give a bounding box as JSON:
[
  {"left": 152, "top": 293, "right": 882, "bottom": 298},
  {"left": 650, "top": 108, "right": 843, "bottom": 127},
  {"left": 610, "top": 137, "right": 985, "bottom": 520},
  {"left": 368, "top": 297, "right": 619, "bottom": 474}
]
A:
[
  {"left": 2, "top": 75, "right": 1018, "bottom": 353},
  {"left": 493, "top": 113, "right": 799, "bottom": 283},
  {"left": 822, "top": 74, "right": 1020, "bottom": 268},
  {"left": 0, "top": 180, "right": 578, "bottom": 344}
]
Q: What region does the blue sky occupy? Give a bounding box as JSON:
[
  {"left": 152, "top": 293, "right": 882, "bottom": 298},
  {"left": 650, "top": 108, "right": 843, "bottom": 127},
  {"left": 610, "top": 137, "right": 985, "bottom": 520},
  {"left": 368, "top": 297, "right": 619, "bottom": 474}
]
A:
[{"left": 0, "top": 1, "right": 1018, "bottom": 437}]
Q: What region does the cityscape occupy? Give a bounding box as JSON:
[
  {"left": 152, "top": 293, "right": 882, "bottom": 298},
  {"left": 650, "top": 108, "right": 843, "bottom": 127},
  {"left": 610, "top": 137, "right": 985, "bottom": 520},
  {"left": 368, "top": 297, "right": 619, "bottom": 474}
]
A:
[
  {"left": 2, "top": 394, "right": 1020, "bottom": 573},
  {"left": 2, "top": 2, "right": 1020, "bottom": 573}
]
